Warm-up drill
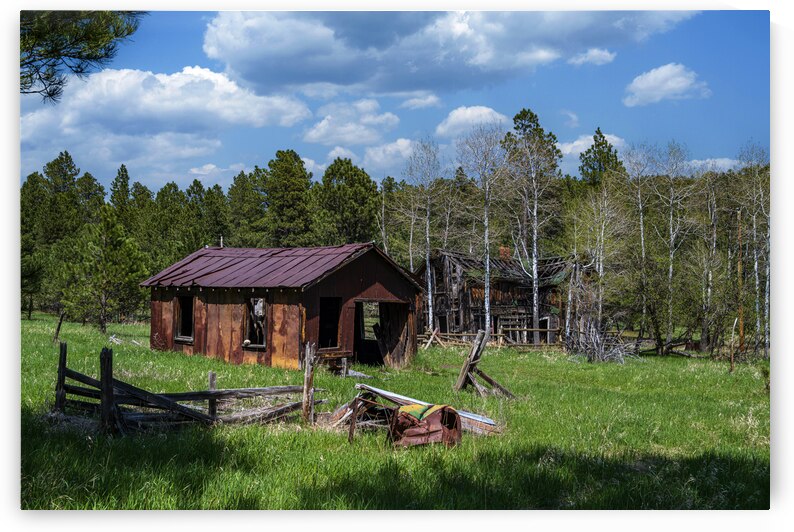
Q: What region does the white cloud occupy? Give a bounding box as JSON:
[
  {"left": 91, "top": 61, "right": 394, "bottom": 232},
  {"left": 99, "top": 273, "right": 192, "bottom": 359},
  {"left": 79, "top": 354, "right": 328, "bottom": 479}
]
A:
[
  {"left": 561, "top": 109, "right": 580, "bottom": 128},
  {"left": 20, "top": 67, "right": 310, "bottom": 188},
  {"left": 568, "top": 48, "right": 616, "bottom": 66},
  {"left": 623, "top": 63, "right": 711, "bottom": 107},
  {"left": 435, "top": 106, "right": 508, "bottom": 138},
  {"left": 558, "top": 133, "right": 626, "bottom": 157},
  {"left": 400, "top": 94, "right": 441, "bottom": 109},
  {"left": 328, "top": 146, "right": 359, "bottom": 162},
  {"left": 203, "top": 11, "right": 696, "bottom": 96},
  {"left": 303, "top": 99, "right": 399, "bottom": 146},
  {"left": 301, "top": 157, "right": 327, "bottom": 177},
  {"left": 690, "top": 158, "right": 738, "bottom": 172},
  {"left": 363, "top": 138, "right": 415, "bottom": 173},
  {"left": 189, "top": 162, "right": 246, "bottom": 176}
]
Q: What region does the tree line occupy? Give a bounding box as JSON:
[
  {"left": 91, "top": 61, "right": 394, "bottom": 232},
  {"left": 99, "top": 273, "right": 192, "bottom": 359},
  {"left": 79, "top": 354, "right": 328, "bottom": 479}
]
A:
[{"left": 20, "top": 107, "right": 770, "bottom": 360}]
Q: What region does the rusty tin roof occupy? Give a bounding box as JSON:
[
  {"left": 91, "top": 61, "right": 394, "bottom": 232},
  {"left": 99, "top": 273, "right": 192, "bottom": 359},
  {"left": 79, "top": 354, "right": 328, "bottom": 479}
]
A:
[{"left": 141, "top": 243, "right": 422, "bottom": 291}]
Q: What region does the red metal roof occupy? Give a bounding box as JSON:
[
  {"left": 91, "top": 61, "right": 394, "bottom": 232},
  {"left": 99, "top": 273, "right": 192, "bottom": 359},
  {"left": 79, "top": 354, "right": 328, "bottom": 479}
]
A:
[{"left": 141, "top": 243, "right": 421, "bottom": 290}]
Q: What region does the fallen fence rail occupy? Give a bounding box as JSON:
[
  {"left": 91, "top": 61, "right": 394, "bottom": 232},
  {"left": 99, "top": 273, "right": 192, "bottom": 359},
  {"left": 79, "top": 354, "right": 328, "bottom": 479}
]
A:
[{"left": 52, "top": 342, "right": 323, "bottom": 434}]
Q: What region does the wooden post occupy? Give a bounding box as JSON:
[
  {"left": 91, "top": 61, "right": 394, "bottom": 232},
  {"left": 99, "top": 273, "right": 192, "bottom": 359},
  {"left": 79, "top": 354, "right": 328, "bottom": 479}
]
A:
[
  {"left": 208, "top": 371, "right": 217, "bottom": 420},
  {"left": 348, "top": 397, "right": 359, "bottom": 443},
  {"left": 52, "top": 311, "right": 65, "bottom": 344},
  {"left": 54, "top": 342, "right": 67, "bottom": 413},
  {"left": 100, "top": 347, "right": 115, "bottom": 432},
  {"left": 302, "top": 342, "right": 315, "bottom": 423},
  {"left": 737, "top": 209, "right": 745, "bottom": 353}
]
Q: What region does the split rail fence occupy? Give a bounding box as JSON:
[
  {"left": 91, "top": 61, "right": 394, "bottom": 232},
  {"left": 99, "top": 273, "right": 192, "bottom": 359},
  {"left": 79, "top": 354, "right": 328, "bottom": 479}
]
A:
[{"left": 52, "top": 342, "right": 324, "bottom": 434}]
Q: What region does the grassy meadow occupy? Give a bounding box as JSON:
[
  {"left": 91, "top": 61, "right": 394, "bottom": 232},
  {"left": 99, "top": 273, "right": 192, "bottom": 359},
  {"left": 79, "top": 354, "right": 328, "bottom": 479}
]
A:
[{"left": 20, "top": 313, "right": 770, "bottom": 509}]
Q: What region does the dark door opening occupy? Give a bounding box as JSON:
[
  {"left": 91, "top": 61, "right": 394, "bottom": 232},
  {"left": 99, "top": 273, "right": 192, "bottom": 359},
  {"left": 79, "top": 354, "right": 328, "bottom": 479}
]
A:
[
  {"left": 318, "top": 297, "right": 341, "bottom": 348},
  {"left": 354, "top": 301, "right": 383, "bottom": 365}
]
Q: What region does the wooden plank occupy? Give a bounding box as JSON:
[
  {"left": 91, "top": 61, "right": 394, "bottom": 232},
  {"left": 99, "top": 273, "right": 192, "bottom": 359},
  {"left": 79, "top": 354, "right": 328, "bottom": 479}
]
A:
[
  {"left": 423, "top": 327, "right": 440, "bottom": 350},
  {"left": 194, "top": 294, "right": 207, "bottom": 355},
  {"left": 100, "top": 348, "right": 115, "bottom": 432},
  {"left": 64, "top": 367, "right": 101, "bottom": 389},
  {"left": 111, "top": 378, "right": 214, "bottom": 424},
  {"left": 473, "top": 367, "right": 515, "bottom": 399},
  {"left": 467, "top": 371, "right": 489, "bottom": 398},
  {"left": 455, "top": 330, "right": 485, "bottom": 391},
  {"left": 207, "top": 371, "right": 217, "bottom": 419},
  {"left": 217, "top": 400, "right": 324, "bottom": 425},
  {"left": 302, "top": 343, "right": 316, "bottom": 422},
  {"left": 230, "top": 301, "right": 244, "bottom": 365},
  {"left": 54, "top": 342, "right": 67, "bottom": 412}
]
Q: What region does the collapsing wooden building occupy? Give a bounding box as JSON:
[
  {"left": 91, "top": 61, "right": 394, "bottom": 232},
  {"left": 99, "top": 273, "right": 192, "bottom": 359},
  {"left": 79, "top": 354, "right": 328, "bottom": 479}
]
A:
[
  {"left": 416, "top": 249, "right": 569, "bottom": 343},
  {"left": 141, "top": 243, "right": 423, "bottom": 370}
]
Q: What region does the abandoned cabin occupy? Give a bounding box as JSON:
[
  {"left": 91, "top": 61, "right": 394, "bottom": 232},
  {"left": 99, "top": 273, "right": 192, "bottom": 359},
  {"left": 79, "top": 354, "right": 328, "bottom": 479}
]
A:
[
  {"left": 141, "top": 243, "right": 423, "bottom": 370},
  {"left": 415, "top": 249, "right": 569, "bottom": 344}
]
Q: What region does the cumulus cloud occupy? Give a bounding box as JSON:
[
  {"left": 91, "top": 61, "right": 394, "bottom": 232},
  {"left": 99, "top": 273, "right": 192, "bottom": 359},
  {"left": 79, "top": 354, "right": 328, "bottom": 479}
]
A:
[
  {"left": 568, "top": 48, "right": 616, "bottom": 66},
  {"left": 435, "top": 106, "right": 508, "bottom": 138},
  {"left": 203, "top": 11, "right": 696, "bottom": 96},
  {"left": 189, "top": 162, "right": 246, "bottom": 176},
  {"left": 623, "top": 63, "right": 711, "bottom": 107},
  {"left": 301, "top": 157, "right": 327, "bottom": 177},
  {"left": 558, "top": 133, "right": 627, "bottom": 157},
  {"left": 363, "top": 138, "right": 415, "bottom": 173},
  {"left": 690, "top": 158, "right": 738, "bottom": 172},
  {"left": 20, "top": 67, "right": 310, "bottom": 187},
  {"left": 303, "top": 99, "right": 399, "bottom": 146},
  {"left": 400, "top": 94, "right": 442, "bottom": 109},
  {"left": 561, "top": 109, "right": 580, "bottom": 128},
  {"left": 327, "top": 146, "right": 359, "bottom": 162}
]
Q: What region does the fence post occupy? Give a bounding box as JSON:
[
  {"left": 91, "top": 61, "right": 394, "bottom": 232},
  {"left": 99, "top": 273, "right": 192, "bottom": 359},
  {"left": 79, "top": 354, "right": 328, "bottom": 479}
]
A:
[
  {"left": 54, "top": 342, "right": 67, "bottom": 413},
  {"left": 100, "top": 347, "right": 116, "bottom": 432},
  {"left": 302, "top": 342, "right": 316, "bottom": 423},
  {"left": 208, "top": 371, "right": 217, "bottom": 420}
]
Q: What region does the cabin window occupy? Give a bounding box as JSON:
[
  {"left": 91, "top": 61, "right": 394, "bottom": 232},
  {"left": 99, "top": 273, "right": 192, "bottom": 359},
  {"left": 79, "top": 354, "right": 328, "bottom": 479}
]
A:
[
  {"left": 244, "top": 298, "right": 267, "bottom": 348},
  {"left": 319, "top": 297, "right": 342, "bottom": 348},
  {"left": 175, "top": 295, "right": 194, "bottom": 342},
  {"left": 360, "top": 301, "right": 380, "bottom": 340}
]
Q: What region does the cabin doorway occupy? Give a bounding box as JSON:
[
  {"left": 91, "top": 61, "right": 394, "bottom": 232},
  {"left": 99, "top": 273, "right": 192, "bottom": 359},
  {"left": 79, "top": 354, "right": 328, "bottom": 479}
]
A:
[{"left": 353, "top": 300, "right": 411, "bottom": 366}]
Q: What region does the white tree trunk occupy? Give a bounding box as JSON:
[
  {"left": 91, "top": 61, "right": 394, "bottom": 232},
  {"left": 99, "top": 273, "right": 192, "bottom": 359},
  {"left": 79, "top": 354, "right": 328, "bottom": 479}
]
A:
[
  {"left": 425, "top": 199, "right": 434, "bottom": 331},
  {"left": 752, "top": 213, "right": 761, "bottom": 353},
  {"left": 483, "top": 185, "right": 491, "bottom": 340},
  {"left": 531, "top": 191, "right": 540, "bottom": 345}
]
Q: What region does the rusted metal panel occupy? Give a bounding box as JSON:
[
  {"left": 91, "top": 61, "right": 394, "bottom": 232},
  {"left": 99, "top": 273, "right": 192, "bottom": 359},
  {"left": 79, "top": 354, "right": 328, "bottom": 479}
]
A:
[
  {"left": 270, "top": 289, "right": 301, "bottom": 370},
  {"left": 229, "top": 300, "right": 244, "bottom": 365},
  {"left": 193, "top": 293, "right": 207, "bottom": 355}
]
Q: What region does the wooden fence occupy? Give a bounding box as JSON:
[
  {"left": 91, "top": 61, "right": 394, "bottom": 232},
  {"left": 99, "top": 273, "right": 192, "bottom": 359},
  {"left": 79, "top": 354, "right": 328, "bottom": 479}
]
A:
[{"left": 53, "top": 342, "right": 324, "bottom": 434}]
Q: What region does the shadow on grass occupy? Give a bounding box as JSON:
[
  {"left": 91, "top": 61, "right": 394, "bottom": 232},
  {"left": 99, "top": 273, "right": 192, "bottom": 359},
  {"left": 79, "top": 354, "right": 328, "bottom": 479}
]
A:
[
  {"left": 21, "top": 407, "right": 769, "bottom": 510},
  {"left": 294, "top": 445, "right": 769, "bottom": 509}
]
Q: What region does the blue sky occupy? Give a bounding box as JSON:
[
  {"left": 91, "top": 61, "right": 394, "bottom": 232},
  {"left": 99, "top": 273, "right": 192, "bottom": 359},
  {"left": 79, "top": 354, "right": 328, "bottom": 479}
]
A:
[{"left": 19, "top": 10, "right": 770, "bottom": 191}]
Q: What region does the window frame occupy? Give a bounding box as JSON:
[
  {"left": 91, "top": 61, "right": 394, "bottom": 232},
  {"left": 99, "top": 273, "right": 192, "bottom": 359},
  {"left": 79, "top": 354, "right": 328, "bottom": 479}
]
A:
[
  {"left": 243, "top": 296, "right": 268, "bottom": 351},
  {"left": 174, "top": 294, "right": 194, "bottom": 344}
]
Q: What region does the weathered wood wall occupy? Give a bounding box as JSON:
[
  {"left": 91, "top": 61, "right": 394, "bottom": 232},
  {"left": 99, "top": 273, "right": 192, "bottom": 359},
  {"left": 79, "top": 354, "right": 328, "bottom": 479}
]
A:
[
  {"left": 303, "top": 249, "right": 419, "bottom": 367},
  {"left": 149, "top": 249, "right": 419, "bottom": 370}
]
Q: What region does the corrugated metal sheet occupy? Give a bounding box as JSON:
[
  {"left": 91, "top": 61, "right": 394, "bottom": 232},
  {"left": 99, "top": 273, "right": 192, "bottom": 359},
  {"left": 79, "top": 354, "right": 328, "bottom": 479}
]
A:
[{"left": 141, "top": 243, "right": 421, "bottom": 290}]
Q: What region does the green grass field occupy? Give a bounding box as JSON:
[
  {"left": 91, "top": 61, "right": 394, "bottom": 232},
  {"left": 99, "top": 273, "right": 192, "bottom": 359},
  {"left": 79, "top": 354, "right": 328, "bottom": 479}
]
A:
[{"left": 20, "top": 313, "right": 770, "bottom": 509}]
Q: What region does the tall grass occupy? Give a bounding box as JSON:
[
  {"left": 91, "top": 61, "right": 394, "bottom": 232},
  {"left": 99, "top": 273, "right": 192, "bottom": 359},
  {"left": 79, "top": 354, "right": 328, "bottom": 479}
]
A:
[{"left": 21, "top": 313, "right": 769, "bottom": 509}]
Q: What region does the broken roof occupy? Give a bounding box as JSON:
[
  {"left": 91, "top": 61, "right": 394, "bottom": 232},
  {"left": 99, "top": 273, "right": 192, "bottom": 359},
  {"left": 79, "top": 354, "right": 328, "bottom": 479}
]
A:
[{"left": 141, "top": 242, "right": 422, "bottom": 290}]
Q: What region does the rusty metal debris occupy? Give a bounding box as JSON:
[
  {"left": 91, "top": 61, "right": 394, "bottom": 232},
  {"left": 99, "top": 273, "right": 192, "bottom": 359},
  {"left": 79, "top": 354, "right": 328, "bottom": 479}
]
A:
[{"left": 331, "top": 383, "right": 500, "bottom": 444}]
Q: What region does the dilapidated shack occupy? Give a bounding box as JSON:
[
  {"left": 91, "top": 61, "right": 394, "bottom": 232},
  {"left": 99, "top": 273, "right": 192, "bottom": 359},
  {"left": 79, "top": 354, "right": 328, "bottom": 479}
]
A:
[
  {"left": 416, "top": 249, "right": 569, "bottom": 343},
  {"left": 141, "top": 243, "right": 423, "bottom": 370}
]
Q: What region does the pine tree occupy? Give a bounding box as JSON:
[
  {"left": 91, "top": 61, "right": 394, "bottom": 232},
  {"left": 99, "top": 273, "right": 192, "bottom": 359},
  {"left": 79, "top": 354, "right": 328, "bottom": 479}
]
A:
[
  {"left": 41, "top": 151, "right": 82, "bottom": 244},
  {"left": 61, "top": 205, "right": 148, "bottom": 332},
  {"left": 261, "top": 150, "right": 314, "bottom": 247},
  {"left": 76, "top": 172, "right": 105, "bottom": 225},
  {"left": 316, "top": 157, "right": 378, "bottom": 245},
  {"left": 227, "top": 170, "right": 265, "bottom": 247},
  {"left": 579, "top": 127, "right": 625, "bottom": 187},
  {"left": 110, "top": 164, "right": 133, "bottom": 232}
]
